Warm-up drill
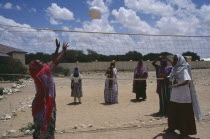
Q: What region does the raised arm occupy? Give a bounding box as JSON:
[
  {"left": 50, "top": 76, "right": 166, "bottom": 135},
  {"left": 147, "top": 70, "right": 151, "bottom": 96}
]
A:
[
  {"left": 152, "top": 57, "right": 160, "bottom": 67},
  {"left": 165, "top": 57, "right": 173, "bottom": 65},
  {"left": 52, "top": 38, "right": 60, "bottom": 60},
  {"left": 50, "top": 42, "right": 68, "bottom": 69}
]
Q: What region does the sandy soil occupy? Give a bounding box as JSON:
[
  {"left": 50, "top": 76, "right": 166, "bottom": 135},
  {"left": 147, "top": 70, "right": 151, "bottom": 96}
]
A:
[{"left": 0, "top": 69, "right": 210, "bottom": 139}]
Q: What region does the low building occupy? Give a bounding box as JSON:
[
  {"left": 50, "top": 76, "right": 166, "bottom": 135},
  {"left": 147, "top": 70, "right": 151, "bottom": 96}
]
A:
[{"left": 0, "top": 44, "right": 27, "bottom": 65}]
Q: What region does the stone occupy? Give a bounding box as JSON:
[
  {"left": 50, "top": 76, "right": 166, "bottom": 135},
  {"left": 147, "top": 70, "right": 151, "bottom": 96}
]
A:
[
  {"left": 24, "top": 130, "right": 30, "bottom": 135},
  {"left": 60, "top": 130, "right": 65, "bottom": 133},
  {"left": 204, "top": 112, "right": 210, "bottom": 116},
  {"left": 11, "top": 84, "right": 17, "bottom": 88},
  {"left": 9, "top": 89, "right": 13, "bottom": 93},
  {"left": 20, "top": 102, "right": 26, "bottom": 105},
  {"left": 5, "top": 114, "right": 12, "bottom": 120},
  {"left": 141, "top": 122, "right": 145, "bottom": 124},
  {"left": 8, "top": 130, "right": 16, "bottom": 134},
  {"left": 21, "top": 109, "right": 25, "bottom": 112},
  {"left": 14, "top": 89, "right": 21, "bottom": 92},
  {"left": 0, "top": 96, "right": 4, "bottom": 100},
  {"left": 11, "top": 110, "right": 16, "bottom": 113},
  {"left": 80, "top": 124, "right": 86, "bottom": 128}
]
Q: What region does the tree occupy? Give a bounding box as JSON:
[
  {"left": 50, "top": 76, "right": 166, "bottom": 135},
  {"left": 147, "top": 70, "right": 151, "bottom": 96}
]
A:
[
  {"left": 160, "top": 52, "right": 173, "bottom": 56},
  {"left": 124, "top": 51, "right": 143, "bottom": 61},
  {"left": 87, "top": 49, "right": 100, "bottom": 61},
  {"left": 62, "top": 50, "right": 88, "bottom": 63},
  {"left": 25, "top": 52, "right": 52, "bottom": 64},
  {"left": 182, "top": 51, "right": 200, "bottom": 61},
  {"left": 142, "top": 53, "right": 159, "bottom": 61}
]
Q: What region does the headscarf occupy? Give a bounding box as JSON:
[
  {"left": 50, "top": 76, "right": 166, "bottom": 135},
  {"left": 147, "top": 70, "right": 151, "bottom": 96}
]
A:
[
  {"left": 158, "top": 59, "right": 172, "bottom": 77},
  {"left": 168, "top": 54, "right": 188, "bottom": 79},
  {"left": 29, "top": 60, "right": 55, "bottom": 132},
  {"left": 73, "top": 67, "right": 80, "bottom": 77},
  {"left": 134, "top": 60, "right": 147, "bottom": 78}
]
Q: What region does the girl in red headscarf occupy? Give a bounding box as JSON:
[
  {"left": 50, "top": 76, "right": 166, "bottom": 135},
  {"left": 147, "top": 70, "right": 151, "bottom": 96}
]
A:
[{"left": 29, "top": 39, "right": 68, "bottom": 139}]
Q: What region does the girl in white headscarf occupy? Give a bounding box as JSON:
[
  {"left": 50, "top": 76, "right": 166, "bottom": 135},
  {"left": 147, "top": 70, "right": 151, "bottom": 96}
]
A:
[{"left": 165, "top": 54, "right": 202, "bottom": 138}]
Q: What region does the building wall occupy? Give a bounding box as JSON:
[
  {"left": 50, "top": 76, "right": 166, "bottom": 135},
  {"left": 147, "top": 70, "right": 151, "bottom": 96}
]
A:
[
  {"left": 10, "top": 53, "right": 25, "bottom": 65},
  {"left": 59, "top": 61, "right": 210, "bottom": 72}
]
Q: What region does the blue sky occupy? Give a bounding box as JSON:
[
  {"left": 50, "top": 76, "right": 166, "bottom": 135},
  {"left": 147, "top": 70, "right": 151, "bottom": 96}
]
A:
[{"left": 0, "top": 0, "right": 210, "bottom": 57}]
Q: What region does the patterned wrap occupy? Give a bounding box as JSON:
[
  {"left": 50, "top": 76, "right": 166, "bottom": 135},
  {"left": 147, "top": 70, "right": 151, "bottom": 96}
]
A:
[{"left": 29, "top": 61, "right": 56, "bottom": 138}]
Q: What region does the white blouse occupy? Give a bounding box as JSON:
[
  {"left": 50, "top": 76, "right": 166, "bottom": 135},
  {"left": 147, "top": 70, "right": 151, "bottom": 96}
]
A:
[
  {"left": 70, "top": 73, "right": 83, "bottom": 83},
  {"left": 170, "top": 68, "right": 192, "bottom": 103}
]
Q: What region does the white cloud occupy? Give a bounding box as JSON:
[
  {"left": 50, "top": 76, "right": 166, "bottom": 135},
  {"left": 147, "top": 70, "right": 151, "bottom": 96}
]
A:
[
  {"left": 105, "top": 0, "right": 112, "bottom": 5},
  {"left": 62, "top": 0, "right": 137, "bottom": 55},
  {"left": 112, "top": 7, "right": 158, "bottom": 34},
  {"left": 0, "top": 16, "right": 58, "bottom": 54},
  {"left": 62, "top": 26, "right": 70, "bottom": 30},
  {"left": 3, "top": 2, "right": 12, "bottom": 9},
  {"left": 156, "top": 16, "right": 200, "bottom": 35},
  {"left": 49, "top": 17, "right": 61, "bottom": 25},
  {"left": 124, "top": 0, "right": 174, "bottom": 16},
  {"left": 198, "top": 4, "right": 210, "bottom": 35},
  {"left": 46, "top": 3, "right": 74, "bottom": 25},
  {"left": 76, "top": 19, "right": 81, "bottom": 23},
  {"left": 168, "top": 0, "right": 195, "bottom": 10},
  {"left": 29, "top": 8, "right": 36, "bottom": 13},
  {"left": 16, "top": 5, "right": 21, "bottom": 10}
]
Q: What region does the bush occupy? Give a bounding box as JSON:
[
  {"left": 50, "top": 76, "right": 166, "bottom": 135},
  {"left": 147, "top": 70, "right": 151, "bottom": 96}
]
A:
[
  {"left": 52, "top": 66, "right": 70, "bottom": 76},
  {"left": 0, "top": 87, "right": 3, "bottom": 95},
  {"left": 0, "top": 57, "right": 27, "bottom": 81},
  {"left": 182, "top": 51, "right": 200, "bottom": 61},
  {"left": 0, "top": 57, "right": 27, "bottom": 74},
  {"left": 0, "top": 75, "right": 27, "bottom": 82},
  {"left": 19, "top": 122, "right": 35, "bottom": 132}
]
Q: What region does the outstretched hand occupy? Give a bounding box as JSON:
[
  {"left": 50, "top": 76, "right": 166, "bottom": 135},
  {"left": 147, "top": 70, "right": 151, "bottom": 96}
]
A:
[
  {"left": 55, "top": 38, "right": 60, "bottom": 49},
  {"left": 62, "top": 42, "right": 69, "bottom": 51},
  {"left": 169, "top": 84, "right": 178, "bottom": 88}
]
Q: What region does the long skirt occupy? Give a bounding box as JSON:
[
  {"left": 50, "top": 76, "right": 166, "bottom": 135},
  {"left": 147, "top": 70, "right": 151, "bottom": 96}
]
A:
[
  {"left": 133, "top": 80, "right": 147, "bottom": 99},
  {"left": 158, "top": 81, "right": 171, "bottom": 115},
  {"left": 104, "top": 79, "right": 118, "bottom": 104},
  {"left": 33, "top": 106, "right": 56, "bottom": 139},
  {"left": 71, "top": 82, "right": 83, "bottom": 97},
  {"left": 167, "top": 101, "right": 197, "bottom": 135}
]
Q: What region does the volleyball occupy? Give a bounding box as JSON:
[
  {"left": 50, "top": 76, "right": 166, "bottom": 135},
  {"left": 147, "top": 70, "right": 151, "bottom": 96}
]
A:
[{"left": 89, "top": 6, "right": 101, "bottom": 19}]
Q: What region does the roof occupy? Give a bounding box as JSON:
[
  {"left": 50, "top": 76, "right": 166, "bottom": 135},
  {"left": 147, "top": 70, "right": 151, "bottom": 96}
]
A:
[
  {"left": 0, "top": 52, "right": 9, "bottom": 57},
  {"left": 0, "top": 44, "right": 27, "bottom": 54}
]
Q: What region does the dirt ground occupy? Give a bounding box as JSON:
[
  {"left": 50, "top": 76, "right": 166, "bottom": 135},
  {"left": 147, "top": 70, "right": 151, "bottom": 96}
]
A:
[{"left": 0, "top": 69, "right": 210, "bottom": 139}]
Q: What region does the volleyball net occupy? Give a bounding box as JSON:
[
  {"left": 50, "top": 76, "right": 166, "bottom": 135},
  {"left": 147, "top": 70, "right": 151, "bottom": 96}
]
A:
[{"left": 0, "top": 24, "right": 210, "bottom": 81}]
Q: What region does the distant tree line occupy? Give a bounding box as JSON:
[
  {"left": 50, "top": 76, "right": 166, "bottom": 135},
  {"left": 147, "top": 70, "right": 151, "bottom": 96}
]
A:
[{"left": 25, "top": 50, "right": 201, "bottom": 64}]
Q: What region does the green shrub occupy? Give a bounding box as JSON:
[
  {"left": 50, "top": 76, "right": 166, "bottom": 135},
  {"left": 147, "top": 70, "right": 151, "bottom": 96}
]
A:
[
  {"left": 52, "top": 66, "right": 70, "bottom": 76},
  {"left": 19, "top": 122, "right": 35, "bottom": 132},
  {"left": 0, "top": 57, "right": 27, "bottom": 81},
  {"left": 0, "top": 87, "right": 3, "bottom": 95}
]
